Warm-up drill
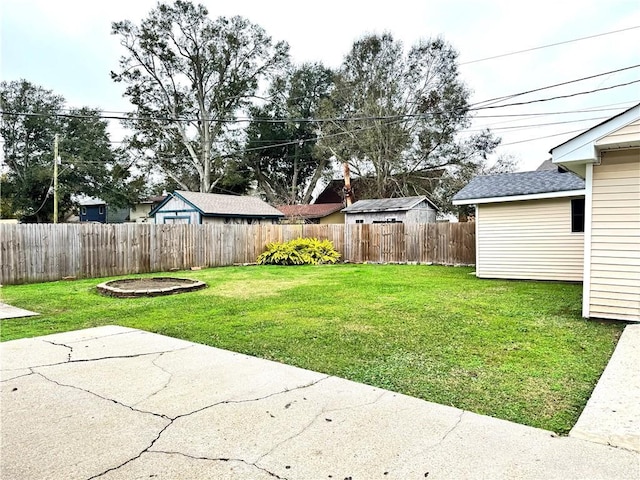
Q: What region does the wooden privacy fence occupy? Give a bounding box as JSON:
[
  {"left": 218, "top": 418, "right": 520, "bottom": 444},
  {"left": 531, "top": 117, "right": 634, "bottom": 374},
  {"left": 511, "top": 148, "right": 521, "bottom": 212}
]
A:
[{"left": 0, "top": 222, "right": 475, "bottom": 285}]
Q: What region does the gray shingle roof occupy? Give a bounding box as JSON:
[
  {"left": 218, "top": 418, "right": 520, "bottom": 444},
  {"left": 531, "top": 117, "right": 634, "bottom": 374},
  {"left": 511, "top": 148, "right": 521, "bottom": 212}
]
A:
[
  {"left": 452, "top": 170, "right": 585, "bottom": 203},
  {"left": 176, "top": 191, "right": 283, "bottom": 217},
  {"left": 342, "top": 196, "right": 437, "bottom": 213}
]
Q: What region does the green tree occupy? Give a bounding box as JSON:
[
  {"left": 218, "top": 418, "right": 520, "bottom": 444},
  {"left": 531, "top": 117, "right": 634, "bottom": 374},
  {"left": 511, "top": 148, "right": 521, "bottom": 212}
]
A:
[
  {"left": 244, "top": 63, "right": 335, "bottom": 204},
  {"left": 111, "top": 0, "right": 289, "bottom": 194},
  {"left": 320, "top": 33, "right": 500, "bottom": 202},
  {"left": 0, "top": 80, "right": 138, "bottom": 222}
]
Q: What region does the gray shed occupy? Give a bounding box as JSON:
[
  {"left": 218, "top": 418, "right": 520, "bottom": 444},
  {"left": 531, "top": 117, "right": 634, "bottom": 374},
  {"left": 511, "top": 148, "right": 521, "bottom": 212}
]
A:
[{"left": 342, "top": 196, "right": 438, "bottom": 224}]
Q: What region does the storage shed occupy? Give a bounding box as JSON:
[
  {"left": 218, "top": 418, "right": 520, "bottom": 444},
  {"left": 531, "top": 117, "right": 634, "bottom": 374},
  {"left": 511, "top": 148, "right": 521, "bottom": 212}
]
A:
[
  {"left": 150, "top": 191, "right": 283, "bottom": 225},
  {"left": 342, "top": 196, "right": 438, "bottom": 224},
  {"left": 453, "top": 102, "right": 640, "bottom": 322},
  {"left": 452, "top": 168, "right": 585, "bottom": 281}
]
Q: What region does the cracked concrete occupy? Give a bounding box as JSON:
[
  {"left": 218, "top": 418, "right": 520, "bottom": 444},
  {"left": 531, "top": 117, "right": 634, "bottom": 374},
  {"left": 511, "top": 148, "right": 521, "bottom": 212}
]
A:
[{"left": 1, "top": 326, "right": 639, "bottom": 479}]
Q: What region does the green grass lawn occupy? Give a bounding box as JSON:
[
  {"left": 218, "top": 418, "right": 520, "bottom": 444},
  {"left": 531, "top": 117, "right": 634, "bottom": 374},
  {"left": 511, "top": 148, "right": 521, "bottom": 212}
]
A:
[{"left": 0, "top": 264, "right": 623, "bottom": 434}]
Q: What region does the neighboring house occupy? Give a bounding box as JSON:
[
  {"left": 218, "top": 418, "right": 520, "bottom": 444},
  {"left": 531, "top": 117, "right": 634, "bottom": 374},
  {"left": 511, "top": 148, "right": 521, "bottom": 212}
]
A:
[
  {"left": 453, "top": 102, "right": 639, "bottom": 322},
  {"left": 130, "top": 195, "right": 167, "bottom": 223},
  {"left": 277, "top": 203, "right": 345, "bottom": 224},
  {"left": 78, "top": 198, "right": 129, "bottom": 224},
  {"left": 314, "top": 170, "right": 444, "bottom": 204},
  {"left": 150, "top": 190, "right": 284, "bottom": 225},
  {"left": 342, "top": 196, "right": 438, "bottom": 224}
]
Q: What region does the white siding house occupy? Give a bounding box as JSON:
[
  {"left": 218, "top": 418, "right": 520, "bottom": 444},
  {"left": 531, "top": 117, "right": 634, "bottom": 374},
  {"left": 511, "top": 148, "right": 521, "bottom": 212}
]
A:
[
  {"left": 453, "top": 102, "right": 640, "bottom": 322},
  {"left": 452, "top": 168, "right": 585, "bottom": 282},
  {"left": 476, "top": 198, "right": 584, "bottom": 281},
  {"left": 551, "top": 103, "right": 640, "bottom": 322}
]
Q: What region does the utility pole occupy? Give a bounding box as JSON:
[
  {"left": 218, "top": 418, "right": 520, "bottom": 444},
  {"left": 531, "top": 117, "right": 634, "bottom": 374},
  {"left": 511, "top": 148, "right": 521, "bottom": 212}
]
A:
[
  {"left": 342, "top": 162, "right": 353, "bottom": 206},
  {"left": 53, "top": 134, "right": 59, "bottom": 224}
]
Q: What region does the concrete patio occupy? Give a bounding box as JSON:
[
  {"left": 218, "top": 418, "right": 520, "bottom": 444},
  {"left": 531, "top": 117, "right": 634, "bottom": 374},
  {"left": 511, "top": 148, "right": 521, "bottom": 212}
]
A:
[{"left": 1, "top": 326, "right": 638, "bottom": 479}]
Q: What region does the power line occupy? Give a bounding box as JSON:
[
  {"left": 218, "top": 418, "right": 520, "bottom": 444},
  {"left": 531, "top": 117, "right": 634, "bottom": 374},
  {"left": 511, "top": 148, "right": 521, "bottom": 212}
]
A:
[
  {"left": 4, "top": 65, "right": 639, "bottom": 124},
  {"left": 498, "top": 128, "right": 588, "bottom": 147},
  {"left": 2, "top": 76, "right": 637, "bottom": 125},
  {"left": 460, "top": 25, "right": 640, "bottom": 65},
  {"left": 470, "top": 63, "right": 640, "bottom": 108},
  {"left": 470, "top": 78, "right": 640, "bottom": 110},
  {"left": 472, "top": 101, "right": 638, "bottom": 118}
]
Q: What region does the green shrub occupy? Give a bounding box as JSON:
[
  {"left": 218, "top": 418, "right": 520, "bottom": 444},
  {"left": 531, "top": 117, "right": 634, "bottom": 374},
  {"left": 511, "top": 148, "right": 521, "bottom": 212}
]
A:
[{"left": 257, "top": 237, "right": 341, "bottom": 265}]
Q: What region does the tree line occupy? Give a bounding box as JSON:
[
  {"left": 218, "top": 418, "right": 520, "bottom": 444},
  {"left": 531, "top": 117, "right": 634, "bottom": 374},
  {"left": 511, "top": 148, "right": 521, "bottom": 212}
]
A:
[{"left": 0, "top": 0, "right": 514, "bottom": 223}]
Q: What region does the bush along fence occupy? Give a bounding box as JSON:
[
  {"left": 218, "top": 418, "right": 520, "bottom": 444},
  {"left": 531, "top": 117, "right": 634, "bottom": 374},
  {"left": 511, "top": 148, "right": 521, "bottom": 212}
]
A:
[{"left": 0, "top": 222, "right": 475, "bottom": 285}]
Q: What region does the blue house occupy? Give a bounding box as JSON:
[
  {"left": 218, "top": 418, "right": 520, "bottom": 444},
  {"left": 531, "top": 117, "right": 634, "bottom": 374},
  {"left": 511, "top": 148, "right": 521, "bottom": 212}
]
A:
[
  {"left": 79, "top": 199, "right": 107, "bottom": 223},
  {"left": 78, "top": 198, "right": 129, "bottom": 223}
]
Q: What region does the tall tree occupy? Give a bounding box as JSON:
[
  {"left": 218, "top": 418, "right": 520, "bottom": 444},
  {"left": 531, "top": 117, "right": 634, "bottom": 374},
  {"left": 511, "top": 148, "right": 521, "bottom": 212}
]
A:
[
  {"left": 111, "top": 0, "right": 289, "bottom": 193},
  {"left": 434, "top": 153, "right": 518, "bottom": 217},
  {"left": 0, "top": 80, "right": 138, "bottom": 222},
  {"left": 244, "top": 63, "right": 335, "bottom": 205},
  {"left": 320, "top": 33, "right": 500, "bottom": 202}
]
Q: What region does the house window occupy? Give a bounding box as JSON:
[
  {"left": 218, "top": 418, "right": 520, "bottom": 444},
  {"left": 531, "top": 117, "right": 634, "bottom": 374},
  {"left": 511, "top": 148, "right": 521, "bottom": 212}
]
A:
[
  {"left": 571, "top": 198, "right": 585, "bottom": 233},
  {"left": 373, "top": 218, "right": 401, "bottom": 224},
  {"left": 81, "top": 207, "right": 87, "bottom": 216},
  {"left": 355, "top": 219, "right": 364, "bottom": 224},
  {"left": 99, "top": 206, "right": 105, "bottom": 215}
]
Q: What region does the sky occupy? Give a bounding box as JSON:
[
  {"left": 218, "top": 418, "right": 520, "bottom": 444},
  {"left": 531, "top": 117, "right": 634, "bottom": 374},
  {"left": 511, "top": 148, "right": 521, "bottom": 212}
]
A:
[{"left": 2, "top": 0, "right": 640, "bottom": 173}]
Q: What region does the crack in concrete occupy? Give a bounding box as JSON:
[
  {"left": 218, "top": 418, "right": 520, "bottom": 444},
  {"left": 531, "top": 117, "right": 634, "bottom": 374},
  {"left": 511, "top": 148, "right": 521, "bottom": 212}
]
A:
[
  {"left": 33, "top": 371, "right": 171, "bottom": 421},
  {"left": 167, "top": 375, "right": 331, "bottom": 422},
  {"left": 2, "top": 346, "right": 194, "bottom": 372},
  {"left": 132, "top": 352, "right": 174, "bottom": 408},
  {"left": 84, "top": 377, "right": 328, "bottom": 479},
  {"left": 43, "top": 339, "right": 73, "bottom": 362},
  {"left": 149, "top": 450, "right": 289, "bottom": 479},
  {"left": 324, "top": 390, "right": 388, "bottom": 416},
  {"left": 440, "top": 410, "right": 465, "bottom": 444},
  {"left": 422, "top": 410, "right": 465, "bottom": 452},
  {"left": 255, "top": 389, "right": 387, "bottom": 465},
  {"left": 0, "top": 371, "right": 35, "bottom": 383},
  {"left": 86, "top": 420, "right": 174, "bottom": 480}
]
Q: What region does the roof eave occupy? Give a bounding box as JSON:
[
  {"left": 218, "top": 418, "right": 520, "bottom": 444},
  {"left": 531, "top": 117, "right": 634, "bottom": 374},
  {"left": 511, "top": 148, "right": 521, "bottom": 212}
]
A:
[
  {"left": 551, "top": 103, "right": 640, "bottom": 165},
  {"left": 343, "top": 207, "right": 413, "bottom": 214},
  {"left": 201, "top": 213, "right": 284, "bottom": 218},
  {"left": 452, "top": 189, "right": 585, "bottom": 205}
]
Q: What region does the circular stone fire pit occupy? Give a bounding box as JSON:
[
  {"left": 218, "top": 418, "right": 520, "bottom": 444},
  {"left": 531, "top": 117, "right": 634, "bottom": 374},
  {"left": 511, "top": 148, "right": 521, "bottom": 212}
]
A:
[{"left": 97, "top": 277, "right": 207, "bottom": 298}]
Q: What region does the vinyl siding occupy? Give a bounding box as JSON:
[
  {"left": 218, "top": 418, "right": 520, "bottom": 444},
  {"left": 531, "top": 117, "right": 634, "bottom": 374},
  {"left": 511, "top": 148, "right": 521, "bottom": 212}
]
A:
[
  {"left": 588, "top": 150, "right": 640, "bottom": 321},
  {"left": 476, "top": 198, "right": 584, "bottom": 281},
  {"left": 595, "top": 118, "right": 640, "bottom": 148}
]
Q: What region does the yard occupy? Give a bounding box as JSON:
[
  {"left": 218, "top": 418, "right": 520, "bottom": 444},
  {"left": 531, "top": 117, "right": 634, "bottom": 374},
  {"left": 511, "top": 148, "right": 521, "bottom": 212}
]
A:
[{"left": 0, "top": 264, "right": 623, "bottom": 434}]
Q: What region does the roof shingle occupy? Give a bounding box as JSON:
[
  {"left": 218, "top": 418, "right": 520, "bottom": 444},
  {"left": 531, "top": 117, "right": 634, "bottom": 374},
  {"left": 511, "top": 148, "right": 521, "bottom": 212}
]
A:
[
  {"left": 175, "top": 191, "right": 283, "bottom": 217},
  {"left": 277, "top": 203, "right": 344, "bottom": 219},
  {"left": 452, "top": 170, "right": 585, "bottom": 202},
  {"left": 342, "top": 196, "right": 437, "bottom": 213}
]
